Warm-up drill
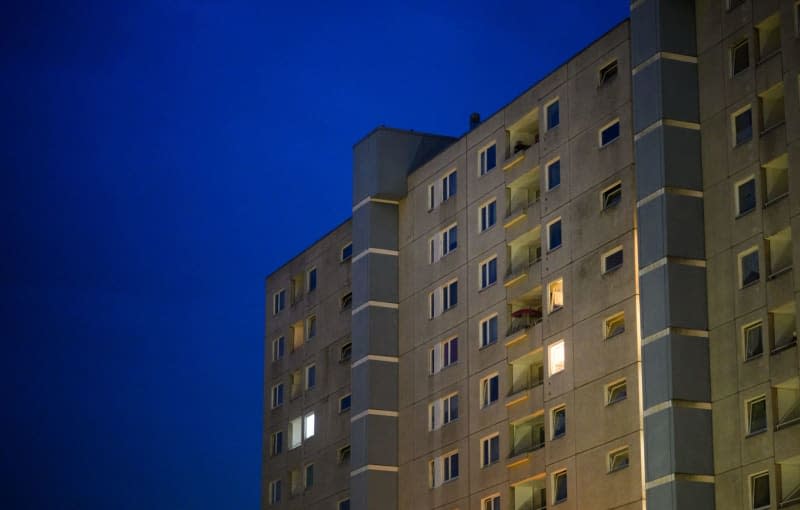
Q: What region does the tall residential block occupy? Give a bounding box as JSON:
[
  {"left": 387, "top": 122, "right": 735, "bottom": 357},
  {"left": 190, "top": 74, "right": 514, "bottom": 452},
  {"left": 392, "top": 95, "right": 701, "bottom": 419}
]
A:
[{"left": 263, "top": 1, "right": 800, "bottom": 509}]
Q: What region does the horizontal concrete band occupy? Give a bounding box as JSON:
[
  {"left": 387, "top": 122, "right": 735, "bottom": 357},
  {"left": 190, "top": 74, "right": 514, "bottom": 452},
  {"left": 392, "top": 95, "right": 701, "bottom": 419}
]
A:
[
  {"left": 632, "top": 51, "right": 698, "bottom": 76},
  {"left": 350, "top": 465, "right": 399, "bottom": 477},
  {"left": 637, "top": 187, "right": 703, "bottom": 208},
  {"left": 639, "top": 256, "right": 706, "bottom": 276},
  {"left": 643, "top": 399, "right": 712, "bottom": 417},
  {"left": 634, "top": 119, "right": 700, "bottom": 141},
  {"left": 352, "top": 196, "right": 400, "bottom": 213},
  {"left": 352, "top": 300, "right": 399, "bottom": 315},
  {"left": 351, "top": 354, "right": 399, "bottom": 368},
  {"left": 351, "top": 248, "right": 399, "bottom": 263},
  {"left": 350, "top": 409, "right": 399, "bottom": 423},
  {"left": 646, "top": 473, "right": 715, "bottom": 490},
  {"left": 642, "top": 327, "right": 708, "bottom": 346}
]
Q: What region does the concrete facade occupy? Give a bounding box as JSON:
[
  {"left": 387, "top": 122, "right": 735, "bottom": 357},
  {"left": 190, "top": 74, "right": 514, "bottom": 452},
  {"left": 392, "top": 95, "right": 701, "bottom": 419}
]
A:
[{"left": 263, "top": 2, "right": 800, "bottom": 509}]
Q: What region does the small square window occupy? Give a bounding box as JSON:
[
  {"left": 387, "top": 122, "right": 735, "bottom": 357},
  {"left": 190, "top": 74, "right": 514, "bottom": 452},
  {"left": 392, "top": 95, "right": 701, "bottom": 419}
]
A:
[
  {"left": 731, "top": 39, "right": 749, "bottom": 75},
  {"left": 747, "top": 396, "right": 767, "bottom": 435},
  {"left": 479, "top": 200, "right": 497, "bottom": 232},
  {"left": 739, "top": 247, "right": 760, "bottom": 287},
  {"left": 546, "top": 159, "right": 561, "bottom": 191},
  {"left": 480, "top": 256, "right": 498, "bottom": 289},
  {"left": 599, "top": 120, "right": 620, "bottom": 147},
  {"left": 599, "top": 60, "right": 618, "bottom": 85},
  {"left": 751, "top": 472, "right": 770, "bottom": 510},
  {"left": 548, "top": 279, "right": 564, "bottom": 313},
  {"left": 546, "top": 99, "right": 560, "bottom": 130},
  {"left": 480, "top": 374, "right": 500, "bottom": 408},
  {"left": 339, "top": 394, "right": 351, "bottom": 413},
  {"left": 608, "top": 447, "right": 630, "bottom": 473},
  {"left": 736, "top": 177, "right": 757, "bottom": 216},
  {"left": 733, "top": 107, "right": 753, "bottom": 146},
  {"left": 481, "top": 433, "right": 500, "bottom": 467},
  {"left": 744, "top": 322, "right": 763, "bottom": 360},
  {"left": 602, "top": 182, "right": 622, "bottom": 210},
  {"left": 603, "top": 247, "right": 624, "bottom": 273},
  {"left": 549, "top": 340, "right": 565, "bottom": 376},
  {"left": 607, "top": 380, "right": 628, "bottom": 405},
  {"left": 340, "top": 342, "right": 352, "bottom": 362},
  {"left": 341, "top": 243, "right": 353, "bottom": 261},
  {"left": 553, "top": 470, "right": 568, "bottom": 503},
  {"left": 480, "top": 315, "right": 499, "bottom": 348},
  {"left": 547, "top": 218, "right": 562, "bottom": 251},
  {"left": 306, "top": 267, "right": 317, "bottom": 292},
  {"left": 605, "top": 313, "right": 625, "bottom": 339},
  {"left": 479, "top": 144, "right": 497, "bottom": 175}
]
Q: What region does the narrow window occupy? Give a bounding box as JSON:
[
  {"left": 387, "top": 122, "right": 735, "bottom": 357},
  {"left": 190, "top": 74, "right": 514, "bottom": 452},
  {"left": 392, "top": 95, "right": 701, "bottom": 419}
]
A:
[
  {"left": 733, "top": 107, "right": 753, "bottom": 146},
  {"left": 339, "top": 394, "right": 351, "bottom": 413},
  {"left": 338, "top": 499, "right": 350, "bottom": 510},
  {"left": 603, "top": 247, "right": 624, "bottom": 273},
  {"left": 480, "top": 256, "right": 498, "bottom": 289},
  {"left": 272, "top": 336, "right": 286, "bottom": 361},
  {"left": 289, "top": 417, "right": 302, "bottom": 449},
  {"left": 479, "top": 200, "right": 497, "bottom": 232},
  {"left": 546, "top": 159, "right": 561, "bottom": 191},
  {"left": 739, "top": 247, "right": 760, "bottom": 287},
  {"left": 341, "top": 242, "right": 353, "bottom": 261},
  {"left": 338, "top": 445, "right": 351, "bottom": 464},
  {"left": 306, "top": 315, "right": 317, "bottom": 340},
  {"left": 273, "top": 289, "right": 286, "bottom": 315},
  {"left": 751, "top": 472, "right": 770, "bottom": 509},
  {"left": 340, "top": 292, "right": 353, "bottom": 310},
  {"left": 599, "top": 120, "right": 621, "bottom": 147},
  {"left": 480, "top": 315, "right": 499, "bottom": 348},
  {"left": 549, "top": 340, "right": 565, "bottom": 376},
  {"left": 547, "top": 218, "right": 562, "bottom": 251},
  {"left": 607, "top": 380, "right": 628, "bottom": 405},
  {"left": 553, "top": 470, "right": 568, "bottom": 503},
  {"left": 602, "top": 182, "right": 622, "bottom": 210},
  {"left": 599, "top": 60, "right": 618, "bottom": 85},
  {"left": 481, "top": 433, "right": 500, "bottom": 467},
  {"left": 747, "top": 396, "right": 767, "bottom": 435},
  {"left": 270, "top": 430, "right": 283, "bottom": 456},
  {"left": 305, "top": 364, "right": 316, "bottom": 390},
  {"left": 303, "top": 412, "right": 315, "bottom": 439},
  {"left": 340, "top": 342, "right": 352, "bottom": 362},
  {"left": 604, "top": 313, "right": 625, "bottom": 339},
  {"left": 731, "top": 39, "right": 749, "bottom": 75},
  {"left": 444, "top": 280, "right": 458, "bottom": 311},
  {"left": 736, "top": 177, "right": 757, "bottom": 216},
  {"left": 480, "top": 374, "right": 500, "bottom": 408},
  {"left": 443, "top": 451, "right": 459, "bottom": 482},
  {"left": 552, "top": 406, "right": 566, "bottom": 438},
  {"left": 442, "top": 170, "right": 457, "bottom": 201},
  {"left": 428, "top": 183, "right": 436, "bottom": 210},
  {"left": 548, "top": 278, "right": 564, "bottom": 313},
  {"left": 269, "top": 480, "right": 282, "bottom": 504},
  {"left": 271, "top": 383, "right": 284, "bottom": 409},
  {"left": 744, "top": 322, "right": 763, "bottom": 360},
  {"left": 546, "top": 99, "right": 560, "bottom": 130},
  {"left": 481, "top": 495, "right": 501, "bottom": 510},
  {"left": 479, "top": 144, "right": 497, "bottom": 175},
  {"left": 304, "top": 464, "right": 314, "bottom": 489},
  {"left": 608, "top": 447, "right": 630, "bottom": 473},
  {"left": 306, "top": 267, "right": 317, "bottom": 292}
]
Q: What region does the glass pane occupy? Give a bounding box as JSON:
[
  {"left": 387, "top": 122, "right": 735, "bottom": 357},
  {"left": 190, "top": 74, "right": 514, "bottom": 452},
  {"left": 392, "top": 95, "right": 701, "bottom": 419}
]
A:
[
  {"left": 487, "top": 145, "right": 496, "bottom": 171},
  {"left": 742, "top": 251, "right": 760, "bottom": 286},
  {"left": 738, "top": 179, "right": 756, "bottom": 214},
  {"left": 547, "top": 101, "right": 560, "bottom": 129},
  {"left": 601, "top": 122, "right": 620, "bottom": 146},
  {"left": 749, "top": 399, "right": 766, "bottom": 433},
  {"left": 549, "top": 221, "right": 562, "bottom": 249},
  {"left": 733, "top": 41, "right": 749, "bottom": 74},
  {"left": 555, "top": 473, "right": 567, "bottom": 501},
  {"left": 745, "top": 325, "right": 763, "bottom": 359},
  {"left": 548, "top": 161, "right": 561, "bottom": 189},
  {"left": 735, "top": 110, "right": 752, "bottom": 145},
  {"left": 753, "top": 474, "right": 770, "bottom": 508}
]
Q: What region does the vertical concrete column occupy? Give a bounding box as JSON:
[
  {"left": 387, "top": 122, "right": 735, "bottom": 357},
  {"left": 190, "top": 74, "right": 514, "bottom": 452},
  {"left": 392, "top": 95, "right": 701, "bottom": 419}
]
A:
[
  {"left": 630, "top": 1, "right": 715, "bottom": 508},
  {"left": 350, "top": 128, "right": 454, "bottom": 510}
]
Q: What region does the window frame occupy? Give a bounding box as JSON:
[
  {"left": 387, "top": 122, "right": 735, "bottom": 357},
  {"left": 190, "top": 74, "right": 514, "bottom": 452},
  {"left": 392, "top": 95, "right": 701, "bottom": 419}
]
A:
[
  {"left": 478, "top": 143, "right": 497, "bottom": 176},
  {"left": 430, "top": 336, "right": 459, "bottom": 374},
  {"left": 606, "top": 379, "right": 628, "bottom": 405},
  {"left": 546, "top": 217, "right": 562, "bottom": 252},
  {"left": 545, "top": 157, "right": 561, "bottom": 191},
  {"left": 479, "top": 198, "right": 498, "bottom": 232},
  {"left": 429, "top": 392, "right": 459, "bottom": 430},
  {"left": 341, "top": 242, "right": 353, "bottom": 261},
  {"left": 480, "top": 314, "right": 499, "bottom": 348},
  {"left": 305, "top": 364, "right": 316, "bottom": 390},
  {"left": 338, "top": 499, "right": 350, "bottom": 510},
  {"left": 731, "top": 38, "right": 750, "bottom": 76},
  {"left": 269, "top": 479, "right": 282, "bottom": 504},
  {"left": 303, "top": 411, "right": 316, "bottom": 440},
  {"left": 553, "top": 469, "right": 568, "bottom": 504},
  {"left": 339, "top": 393, "right": 352, "bottom": 413},
  {"left": 743, "top": 321, "right": 764, "bottom": 361},
  {"left": 442, "top": 169, "right": 457, "bottom": 202},
  {"left": 602, "top": 246, "right": 624, "bottom": 274},
  {"left": 272, "top": 336, "right": 286, "bottom": 361},
  {"left": 340, "top": 342, "right": 352, "bottom": 362},
  {"left": 304, "top": 463, "right": 314, "bottom": 489},
  {"left": 305, "top": 314, "right": 317, "bottom": 341},
  {"left": 481, "top": 494, "right": 501, "bottom": 510},
  {"left": 598, "top": 118, "right": 621, "bottom": 148},
  {"left": 732, "top": 105, "right": 753, "bottom": 147},
  {"left": 273, "top": 289, "right": 286, "bottom": 315},
  {"left": 735, "top": 176, "right": 757, "bottom": 217},
  {"left": 547, "top": 278, "right": 564, "bottom": 313},
  {"left": 545, "top": 97, "right": 560, "bottom": 131},
  {"left": 750, "top": 471, "right": 771, "bottom": 510},
  {"left": 604, "top": 312, "right": 625, "bottom": 339},
  {"left": 338, "top": 445, "right": 351, "bottom": 465},
  {"left": 548, "top": 340, "right": 565, "bottom": 376},
  {"left": 599, "top": 59, "right": 618, "bottom": 86},
  {"left": 746, "top": 396, "right": 768, "bottom": 436},
  {"left": 608, "top": 447, "right": 630, "bottom": 473},
  {"left": 480, "top": 373, "right": 500, "bottom": 409},
  {"left": 429, "top": 279, "right": 458, "bottom": 318},
  {"left": 306, "top": 267, "right": 317, "bottom": 293},
  {"left": 271, "top": 383, "right": 284, "bottom": 409},
  {"left": 480, "top": 432, "right": 501, "bottom": 468},
  {"left": 601, "top": 181, "right": 622, "bottom": 210},
  {"left": 738, "top": 246, "right": 760, "bottom": 288},
  {"left": 479, "top": 255, "right": 498, "bottom": 289},
  {"left": 270, "top": 430, "right": 283, "bottom": 456},
  {"left": 430, "top": 223, "right": 458, "bottom": 263}
]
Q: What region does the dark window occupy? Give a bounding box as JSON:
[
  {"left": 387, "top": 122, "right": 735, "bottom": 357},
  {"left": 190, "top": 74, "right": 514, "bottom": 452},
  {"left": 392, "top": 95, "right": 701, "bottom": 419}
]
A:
[
  {"left": 340, "top": 394, "right": 351, "bottom": 412},
  {"left": 444, "top": 338, "right": 458, "bottom": 366},
  {"left": 443, "top": 171, "right": 457, "bottom": 200},
  {"left": 752, "top": 473, "right": 770, "bottom": 509},
  {"left": 483, "top": 435, "right": 499, "bottom": 466},
  {"left": 600, "top": 121, "right": 621, "bottom": 146},
  {"left": 339, "top": 499, "right": 350, "bottom": 510},
  {"left": 732, "top": 39, "right": 749, "bottom": 75},
  {"left": 305, "top": 464, "right": 314, "bottom": 489},
  {"left": 735, "top": 109, "right": 753, "bottom": 145},
  {"left": 340, "top": 342, "right": 352, "bottom": 361},
  {"left": 604, "top": 249, "right": 624, "bottom": 273},
  {"left": 555, "top": 471, "right": 568, "bottom": 503},
  {"left": 599, "top": 60, "right": 618, "bottom": 85},
  {"left": 741, "top": 250, "right": 760, "bottom": 287},
  {"left": 548, "top": 220, "right": 562, "bottom": 251},
  {"left": 547, "top": 160, "right": 561, "bottom": 190},
  {"left": 553, "top": 407, "right": 566, "bottom": 438},
  {"left": 603, "top": 183, "right": 622, "bottom": 209},
  {"left": 748, "top": 397, "right": 767, "bottom": 434},
  {"left": 547, "top": 100, "right": 560, "bottom": 130},
  {"left": 744, "top": 324, "right": 763, "bottom": 360},
  {"left": 737, "top": 178, "right": 756, "bottom": 215},
  {"left": 341, "top": 243, "right": 353, "bottom": 261}
]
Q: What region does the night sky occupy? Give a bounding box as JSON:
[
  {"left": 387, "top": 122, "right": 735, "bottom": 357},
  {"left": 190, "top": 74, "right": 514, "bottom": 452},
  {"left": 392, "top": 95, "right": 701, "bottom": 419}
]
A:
[{"left": 0, "top": 1, "right": 628, "bottom": 508}]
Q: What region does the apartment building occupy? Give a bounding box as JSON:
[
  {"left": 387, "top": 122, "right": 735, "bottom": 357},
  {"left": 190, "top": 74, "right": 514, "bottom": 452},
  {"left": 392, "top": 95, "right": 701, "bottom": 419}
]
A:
[{"left": 263, "top": 1, "right": 800, "bottom": 509}]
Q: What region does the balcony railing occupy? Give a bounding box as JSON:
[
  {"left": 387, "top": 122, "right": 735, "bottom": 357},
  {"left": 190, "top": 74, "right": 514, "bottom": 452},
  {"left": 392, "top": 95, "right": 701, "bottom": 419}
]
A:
[
  {"left": 507, "top": 311, "right": 542, "bottom": 337},
  {"left": 509, "top": 439, "right": 544, "bottom": 458},
  {"left": 505, "top": 193, "right": 541, "bottom": 220},
  {"left": 509, "top": 371, "right": 544, "bottom": 396},
  {"left": 505, "top": 249, "right": 542, "bottom": 282}
]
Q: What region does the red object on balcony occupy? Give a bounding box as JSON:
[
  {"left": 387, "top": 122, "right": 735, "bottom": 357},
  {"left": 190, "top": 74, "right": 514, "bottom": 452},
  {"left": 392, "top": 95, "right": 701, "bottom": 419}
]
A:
[{"left": 512, "top": 308, "right": 541, "bottom": 319}]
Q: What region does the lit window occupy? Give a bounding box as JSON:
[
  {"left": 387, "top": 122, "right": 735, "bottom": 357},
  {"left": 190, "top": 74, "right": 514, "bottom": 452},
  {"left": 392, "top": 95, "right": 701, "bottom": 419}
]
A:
[
  {"left": 481, "top": 433, "right": 500, "bottom": 467},
  {"left": 339, "top": 394, "right": 351, "bottom": 413},
  {"left": 599, "top": 60, "right": 618, "bottom": 85},
  {"left": 733, "top": 106, "right": 753, "bottom": 146},
  {"left": 273, "top": 289, "right": 286, "bottom": 315},
  {"left": 479, "top": 199, "right": 497, "bottom": 232},
  {"left": 270, "top": 430, "right": 283, "bottom": 456},
  {"left": 608, "top": 447, "right": 630, "bottom": 473},
  {"left": 269, "top": 479, "right": 282, "bottom": 504},
  {"left": 607, "top": 380, "right": 628, "bottom": 405},
  {"left": 430, "top": 224, "right": 458, "bottom": 263},
  {"left": 553, "top": 470, "right": 568, "bottom": 503},
  {"left": 429, "top": 280, "right": 458, "bottom": 318},
  {"left": 272, "top": 336, "right": 285, "bottom": 361},
  {"left": 731, "top": 39, "right": 749, "bottom": 75},
  {"left": 549, "top": 340, "right": 565, "bottom": 376},
  {"left": 548, "top": 278, "right": 564, "bottom": 313},
  {"left": 751, "top": 472, "right": 770, "bottom": 510},
  {"left": 289, "top": 417, "right": 302, "bottom": 449},
  {"left": 747, "top": 396, "right": 767, "bottom": 435},
  {"left": 481, "top": 495, "right": 500, "bottom": 510},
  {"left": 479, "top": 144, "right": 497, "bottom": 175},
  {"left": 303, "top": 412, "right": 315, "bottom": 439},
  {"left": 546, "top": 159, "right": 561, "bottom": 190},
  {"left": 271, "top": 383, "right": 284, "bottom": 409},
  {"left": 599, "top": 119, "right": 620, "bottom": 147},
  {"left": 341, "top": 243, "right": 353, "bottom": 261},
  {"left": 340, "top": 342, "right": 352, "bottom": 362},
  {"left": 739, "top": 247, "right": 760, "bottom": 287},
  {"left": 429, "top": 450, "right": 459, "bottom": 487},
  {"left": 306, "top": 267, "right": 317, "bottom": 292},
  {"left": 480, "top": 256, "right": 498, "bottom": 289},
  {"left": 744, "top": 322, "right": 763, "bottom": 360},
  {"left": 736, "top": 177, "right": 756, "bottom": 216},
  {"left": 605, "top": 313, "right": 625, "bottom": 339},
  {"left": 429, "top": 393, "right": 459, "bottom": 430},
  {"left": 305, "top": 364, "right": 316, "bottom": 390},
  {"left": 480, "top": 373, "right": 500, "bottom": 408},
  {"left": 602, "top": 182, "right": 622, "bottom": 210},
  {"left": 304, "top": 463, "right": 314, "bottom": 489},
  {"left": 603, "top": 247, "right": 624, "bottom": 273},
  {"left": 546, "top": 99, "right": 560, "bottom": 130},
  {"left": 547, "top": 218, "right": 562, "bottom": 251},
  {"left": 430, "top": 337, "right": 458, "bottom": 374},
  {"left": 442, "top": 170, "right": 457, "bottom": 201},
  {"left": 480, "top": 315, "right": 499, "bottom": 348}
]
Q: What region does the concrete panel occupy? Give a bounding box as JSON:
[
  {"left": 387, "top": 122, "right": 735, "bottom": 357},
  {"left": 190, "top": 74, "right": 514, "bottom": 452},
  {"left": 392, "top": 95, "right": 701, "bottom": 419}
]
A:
[
  {"left": 646, "top": 479, "right": 715, "bottom": 510},
  {"left": 661, "top": 60, "right": 700, "bottom": 123},
  {"left": 665, "top": 193, "right": 706, "bottom": 260},
  {"left": 667, "top": 264, "right": 709, "bottom": 331},
  {"left": 350, "top": 469, "right": 398, "bottom": 510},
  {"left": 642, "top": 334, "right": 711, "bottom": 408},
  {"left": 644, "top": 407, "right": 714, "bottom": 481},
  {"left": 635, "top": 126, "right": 704, "bottom": 199},
  {"left": 638, "top": 197, "right": 666, "bottom": 268},
  {"left": 640, "top": 265, "right": 669, "bottom": 338},
  {"left": 350, "top": 414, "right": 398, "bottom": 468},
  {"left": 351, "top": 307, "right": 398, "bottom": 360},
  {"left": 633, "top": 60, "right": 663, "bottom": 133},
  {"left": 631, "top": 0, "right": 660, "bottom": 67},
  {"left": 352, "top": 202, "right": 399, "bottom": 254},
  {"left": 352, "top": 253, "right": 398, "bottom": 306},
  {"left": 351, "top": 361, "right": 398, "bottom": 413}
]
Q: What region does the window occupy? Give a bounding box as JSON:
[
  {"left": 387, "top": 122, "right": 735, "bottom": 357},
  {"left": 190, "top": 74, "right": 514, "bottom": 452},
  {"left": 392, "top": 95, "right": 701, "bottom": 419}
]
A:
[
  {"left": 428, "top": 183, "right": 436, "bottom": 210},
  {"left": 290, "top": 370, "right": 302, "bottom": 398},
  {"left": 599, "top": 119, "right": 620, "bottom": 147},
  {"left": 272, "top": 336, "right": 285, "bottom": 361},
  {"left": 304, "top": 464, "right": 314, "bottom": 489},
  {"left": 546, "top": 158, "right": 561, "bottom": 191},
  {"left": 340, "top": 292, "right": 353, "bottom": 310},
  {"left": 430, "top": 337, "right": 458, "bottom": 374},
  {"left": 728, "top": 0, "right": 744, "bottom": 9},
  {"left": 756, "top": 13, "right": 781, "bottom": 60},
  {"left": 341, "top": 243, "right": 353, "bottom": 261},
  {"left": 479, "top": 199, "right": 497, "bottom": 232},
  {"left": 429, "top": 451, "right": 459, "bottom": 487},
  {"left": 602, "top": 182, "right": 622, "bottom": 210},
  {"left": 731, "top": 39, "right": 749, "bottom": 75},
  {"left": 273, "top": 289, "right": 286, "bottom": 315},
  {"left": 739, "top": 247, "right": 760, "bottom": 287},
  {"left": 607, "top": 380, "right": 628, "bottom": 405},
  {"left": 339, "top": 394, "right": 351, "bottom": 413},
  {"left": 603, "top": 247, "right": 624, "bottom": 273},
  {"left": 548, "top": 278, "right": 564, "bottom": 313},
  {"left": 442, "top": 170, "right": 457, "bottom": 202},
  {"left": 747, "top": 396, "right": 767, "bottom": 435},
  {"left": 744, "top": 322, "right": 764, "bottom": 360},
  {"left": 289, "top": 417, "right": 302, "bottom": 449},
  {"left": 429, "top": 280, "right": 458, "bottom": 318},
  {"left": 340, "top": 342, "right": 352, "bottom": 362},
  {"left": 599, "top": 60, "right": 618, "bottom": 85},
  {"left": 736, "top": 177, "right": 757, "bottom": 216},
  {"left": 549, "top": 340, "right": 565, "bottom": 376},
  {"left": 338, "top": 445, "right": 351, "bottom": 464},
  {"left": 547, "top": 218, "right": 562, "bottom": 251},
  {"left": 338, "top": 499, "right": 350, "bottom": 510},
  {"left": 270, "top": 430, "right": 283, "bottom": 456},
  {"left": 271, "top": 383, "right": 284, "bottom": 409},
  {"left": 479, "top": 144, "right": 497, "bottom": 175},
  {"left": 480, "top": 314, "right": 499, "bottom": 348},
  {"left": 480, "top": 256, "right": 498, "bottom": 289},
  {"left": 429, "top": 393, "right": 459, "bottom": 430},
  {"left": 553, "top": 470, "right": 568, "bottom": 503},
  {"left": 269, "top": 479, "right": 282, "bottom": 505},
  {"left": 759, "top": 82, "right": 785, "bottom": 131},
  {"left": 430, "top": 224, "right": 458, "bottom": 263},
  {"left": 481, "top": 433, "right": 500, "bottom": 467},
  {"left": 306, "top": 315, "right": 317, "bottom": 340},
  {"left": 751, "top": 472, "right": 770, "bottom": 510},
  {"left": 289, "top": 468, "right": 302, "bottom": 496},
  {"left": 608, "top": 447, "right": 630, "bottom": 473},
  {"left": 481, "top": 495, "right": 501, "bottom": 510},
  {"left": 480, "top": 373, "right": 500, "bottom": 408},
  {"left": 306, "top": 267, "right": 317, "bottom": 292},
  {"left": 733, "top": 106, "right": 753, "bottom": 146},
  {"left": 303, "top": 412, "right": 315, "bottom": 439},
  {"left": 604, "top": 313, "right": 625, "bottom": 339},
  {"left": 546, "top": 99, "right": 560, "bottom": 130},
  {"left": 305, "top": 364, "right": 316, "bottom": 390}
]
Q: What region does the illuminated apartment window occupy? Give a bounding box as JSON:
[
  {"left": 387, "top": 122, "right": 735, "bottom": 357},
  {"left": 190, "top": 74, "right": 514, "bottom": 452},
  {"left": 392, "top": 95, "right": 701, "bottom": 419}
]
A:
[
  {"left": 305, "top": 364, "right": 316, "bottom": 390},
  {"left": 304, "top": 464, "right": 314, "bottom": 490},
  {"left": 608, "top": 447, "right": 630, "bottom": 473},
  {"left": 269, "top": 479, "right": 282, "bottom": 505},
  {"left": 480, "top": 314, "right": 499, "bottom": 348},
  {"left": 430, "top": 336, "right": 458, "bottom": 374},
  {"left": 736, "top": 177, "right": 756, "bottom": 216},
  {"left": 548, "top": 278, "right": 564, "bottom": 313},
  {"left": 481, "top": 433, "right": 500, "bottom": 467},
  {"left": 549, "top": 340, "right": 565, "bottom": 376},
  {"left": 732, "top": 106, "right": 753, "bottom": 146},
  {"left": 271, "top": 383, "right": 284, "bottom": 409},
  {"left": 731, "top": 39, "right": 749, "bottom": 75},
  {"left": 480, "top": 256, "right": 498, "bottom": 289},
  {"left": 739, "top": 247, "right": 760, "bottom": 287},
  {"left": 599, "top": 60, "right": 618, "bottom": 85},
  {"left": 552, "top": 406, "right": 566, "bottom": 439},
  {"left": 481, "top": 494, "right": 500, "bottom": 510},
  {"left": 545, "top": 98, "right": 560, "bottom": 131},
  {"left": 743, "top": 322, "right": 764, "bottom": 360},
  {"left": 341, "top": 242, "right": 353, "bottom": 261},
  {"left": 759, "top": 82, "right": 785, "bottom": 131},
  {"left": 479, "top": 143, "right": 497, "bottom": 176},
  {"left": 767, "top": 227, "right": 792, "bottom": 276},
  {"left": 289, "top": 468, "right": 302, "bottom": 496},
  {"left": 306, "top": 315, "right": 317, "bottom": 341},
  {"left": 429, "top": 280, "right": 458, "bottom": 318},
  {"left": 340, "top": 342, "right": 352, "bottom": 362},
  {"left": 546, "top": 158, "right": 561, "bottom": 190},
  {"left": 289, "top": 417, "right": 302, "bottom": 449},
  {"left": 604, "top": 312, "right": 625, "bottom": 339},
  {"left": 273, "top": 289, "right": 286, "bottom": 315},
  {"left": 547, "top": 218, "right": 562, "bottom": 251},
  {"left": 270, "top": 430, "right": 283, "bottom": 456},
  {"left": 606, "top": 380, "right": 627, "bottom": 405},
  {"left": 602, "top": 247, "right": 624, "bottom": 273},
  {"left": 290, "top": 370, "right": 302, "bottom": 399},
  {"left": 479, "top": 199, "right": 497, "bottom": 232},
  {"left": 480, "top": 373, "right": 500, "bottom": 408},
  {"left": 339, "top": 394, "right": 351, "bottom": 413},
  {"left": 338, "top": 445, "right": 351, "bottom": 464},
  {"left": 272, "top": 336, "right": 285, "bottom": 361},
  {"left": 429, "top": 392, "right": 459, "bottom": 430},
  {"left": 303, "top": 412, "right": 315, "bottom": 439},
  {"left": 306, "top": 267, "right": 317, "bottom": 293},
  {"left": 599, "top": 119, "right": 620, "bottom": 147},
  {"left": 769, "top": 302, "right": 796, "bottom": 352},
  {"left": 763, "top": 154, "right": 789, "bottom": 204},
  {"left": 553, "top": 470, "right": 568, "bottom": 504},
  {"left": 430, "top": 223, "right": 458, "bottom": 263},
  {"left": 756, "top": 13, "right": 781, "bottom": 60},
  {"left": 751, "top": 472, "right": 770, "bottom": 510},
  {"left": 602, "top": 182, "right": 622, "bottom": 210},
  {"left": 429, "top": 450, "right": 459, "bottom": 487},
  {"left": 747, "top": 396, "right": 767, "bottom": 435}
]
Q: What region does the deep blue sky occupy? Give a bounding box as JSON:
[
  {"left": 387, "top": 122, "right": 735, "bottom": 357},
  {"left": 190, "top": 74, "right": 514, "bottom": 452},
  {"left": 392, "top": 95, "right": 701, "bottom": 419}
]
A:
[{"left": 0, "top": 1, "right": 628, "bottom": 508}]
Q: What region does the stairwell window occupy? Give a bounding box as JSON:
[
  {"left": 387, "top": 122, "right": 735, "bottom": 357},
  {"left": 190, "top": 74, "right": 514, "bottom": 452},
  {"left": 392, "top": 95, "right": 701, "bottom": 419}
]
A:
[
  {"left": 739, "top": 247, "right": 760, "bottom": 288},
  {"left": 429, "top": 280, "right": 458, "bottom": 318},
  {"left": 747, "top": 396, "right": 768, "bottom": 435},
  {"left": 546, "top": 158, "right": 561, "bottom": 191},
  {"left": 481, "top": 433, "right": 500, "bottom": 467},
  {"left": 599, "top": 119, "right": 620, "bottom": 147},
  {"left": 479, "top": 144, "right": 497, "bottom": 176},
  {"left": 480, "top": 373, "right": 499, "bottom": 408},
  {"left": 480, "top": 256, "right": 498, "bottom": 289},
  {"left": 731, "top": 39, "right": 749, "bottom": 76},
  {"left": 744, "top": 322, "right": 764, "bottom": 360},
  {"left": 547, "top": 218, "right": 562, "bottom": 251},
  {"left": 736, "top": 177, "right": 757, "bottom": 216},
  {"left": 545, "top": 98, "right": 560, "bottom": 131}
]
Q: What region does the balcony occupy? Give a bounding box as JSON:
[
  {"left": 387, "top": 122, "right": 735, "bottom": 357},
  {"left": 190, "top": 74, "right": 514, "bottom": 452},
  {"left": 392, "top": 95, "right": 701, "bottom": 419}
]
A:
[
  {"left": 511, "top": 480, "right": 547, "bottom": 510},
  {"left": 779, "top": 455, "right": 800, "bottom": 508},
  {"left": 507, "top": 289, "right": 543, "bottom": 338},
  {"left": 509, "top": 350, "right": 544, "bottom": 396},
  {"left": 505, "top": 171, "right": 541, "bottom": 225},
  {"left": 504, "top": 109, "right": 540, "bottom": 171},
  {"left": 510, "top": 415, "right": 545, "bottom": 458},
  {"left": 505, "top": 228, "right": 542, "bottom": 287}
]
